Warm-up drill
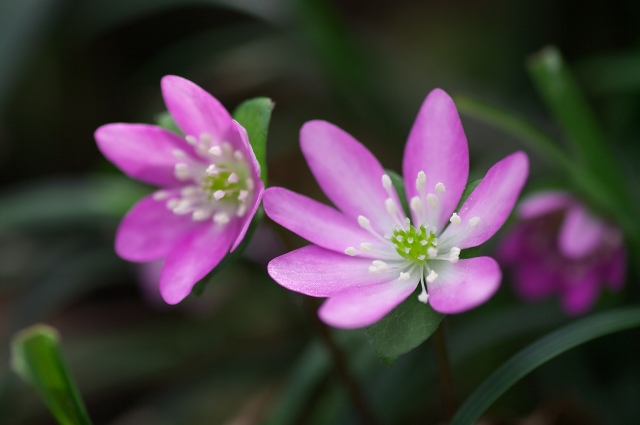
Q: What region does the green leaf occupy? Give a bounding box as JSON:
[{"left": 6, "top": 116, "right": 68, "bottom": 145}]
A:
[
  {"left": 232, "top": 97, "right": 274, "bottom": 182},
  {"left": 385, "top": 169, "right": 409, "bottom": 215},
  {"left": 450, "top": 306, "right": 640, "bottom": 425},
  {"left": 155, "top": 111, "right": 182, "bottom": 135},
  {"left": 11, "top": 325, "right": 93, "bottom": 425},
  {"left": 365, "top": 295, "right": 445, "bottom": 365}
]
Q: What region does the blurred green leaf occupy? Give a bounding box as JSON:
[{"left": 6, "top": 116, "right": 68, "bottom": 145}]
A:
[
  {"left": 232, "top": 96, "right": 273, "bottom": 182},
  {"left": 365, "top": 296, "right": 445, "bottom": 365},
  {"left": 155, "top": 111, "right": 182, "bottom": 135},
  {"left": 11, "top": 325, "right": 93, "bottom": 425},
  {"left": 450, "top": 306, "right": 640, "bottom": 425},
  {"left": 385, "top": 169, "right": 409, "bottom": 215},
  {"left": 577, "top": 50, "right": 640, "bottom": 95}
]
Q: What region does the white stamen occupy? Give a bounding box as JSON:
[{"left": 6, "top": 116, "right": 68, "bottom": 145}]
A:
[
  {"left": 233, "top": 150, "right": 244, "bottom": 161},
  {"left": 418, "top": 287, "right": 429, "bottom": 304},
  {"left": 236, "top": 204, "right": 247, "bottom": 217},
  {"left": 221, "top": 142, "right": 233, "bottom": 154},
  {"left": 469, "top": 216, "right": 480, "bottom": 227},
  {"left": 209, "top": 146, "right": 222, "bottom": 156},
  {"left": 385, "top": 198, "right": 397, "bottom": 216},
  {"left": 382, "top": 174, "right": 392, "bottom": 189},
  {"left": 426, "top": 270, "right": 438, "bottom": 283},
  {"left": 407, "top": 237, "right": 414, "bottom": 243},
  {"left": 410, "top": 196, "right": 423, "bottom": 214},
  {"left": 372, "top": 260, "right": 388, "bottom": 270},
  {"left": 192, "top": 209, "right": 211, "bottom": 221},
  {"left": 166, "top": 199, "right": 179, "bottom": 209},
  {"left": 358, "top": 216, "right": 371, "bottom": 229},
  {"left": 153, "top": 190, "right": 169, "bottom": 200},
  {"left": 246, "top": 178, "right": 255, "bottom": 190},
  {"left": 174, "top": 163, "right": 191, "bottom": 180},
  {"left": 185, "top": 135, "right": 198, "bottom": 145},
  {"left": 345, "top": 247, "right": 358, "bottom": 256},
  {"left": 396, "top": 235, "right": 404, "bottom": 242},
  {"left": 435, "top": 182, "right": 446, "bottom": 194},
  {"left": 399, "top": 272, "right": 411, "bottom": 281},
  {"left": 416, "top": 171, "right": 427, "bottom": 189},
  {"left": 369, "top": 265, "right": 379, "bottom": 274},
  {"left": 172, "top": 149, "right": 186, "bottom": 158},
  {"left": 450, "top": 212, "right": 461, "bottom": 226},
  {"left": 427, "top": 193, "right": 438, "bottom": 209},
  {"left": 213, "top": 212, "right": 230, "bottom": 225},
  {"left": 238, "top": 190, "right": 249, "bottom": 201},
  {"left": 420, "top": 240, "right": 428, "bottom": 246},
  {"left": 213, "top": 190, "right": 226, "bottom": 200},
  {"left": 418, "top": 254, "right": 426, "bottom": 261},
  {"left": 449, "top": 247, "right": 461, "bottom": 263},
  {"left": 206, "top": 165, "right": 218, "bottom": 176},
  {"left": 404, "top": 247, "right": 410, "bottom": 254},
  {"left": 172, "top": 200, "right": 192, "bottom": 215},
  {"left": 227, "top": 173, "right": 239, "bottom": 184},
  {"left": 181, "top": 186, "right": 198, "bottom": 197},
  {"left": 200, "top": 134, "right": 212, "bottom": 146},
  {"left": 428, "top": 247, "right": 438, "bottom": 258},
  {"left": 360, "top": 242, "right": 372, "bottom": 251}
]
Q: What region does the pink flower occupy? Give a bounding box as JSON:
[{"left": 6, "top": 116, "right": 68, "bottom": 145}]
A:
[
  {"left": 95, "top": 76, "right": 263, "bottom": 304},
  {"left": 499, "top": 191, "right": 626, "bottom": 315},
  {"left": 264, "top": 89, "right": 529, "bottom": 328}
]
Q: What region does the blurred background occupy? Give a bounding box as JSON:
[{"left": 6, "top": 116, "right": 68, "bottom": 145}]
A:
[{"left": 1, "top": 0, "right": 640, "bottom": 424}]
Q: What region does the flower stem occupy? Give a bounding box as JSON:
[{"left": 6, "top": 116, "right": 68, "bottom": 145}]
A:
[
  {"left": 303, "top": 297, "right": 381, "bottom": 425},
  {"left": 433, "top": 323, "right": 457, "bottom": 420}
]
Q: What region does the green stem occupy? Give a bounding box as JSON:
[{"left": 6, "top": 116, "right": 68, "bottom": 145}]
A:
[{"left": 433, "top": 323, "right": 456, "bottom": 421}]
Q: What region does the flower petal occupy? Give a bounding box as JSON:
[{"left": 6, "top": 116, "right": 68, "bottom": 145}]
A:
[
  {"left": 95, "top": 124, "right": 191, "bottom": 187},
  {"left": 403, "top": 89, "right": 469, "bottom": 231},
  {"left": 318, "top": 279, "right": 418, "bottom": 329},
  {"left": 518, "top": 191, "right": 572, "bottom": 219},
  {"left": 511, "top": 259, "right": 559, "bottom": 301},
  {"left": 267, "top": 246, "right": 395, "bottom": 297},
  {"left": 438, "top": 151, "right": 529, "bottom": 250},
  {"left": 558, "top": 204, "right": 607, "bottom": 259},
  {"left": 115, "top": 192, "right": 200, "bottom": 262},
  {"left": 160, "top": 220, "right": 238, "bottom": 304},
  {"left": 264, "top": 188, "right": 378, "bottom": 255},
  {"left": 560, "top": 273, "right": 600, "bottom": 316},
  {"left": 605, "top": 245, "right": 626, "bottom": 291},
  {"left": 300, "top": 120, "right": 399, "bottom": 231},
  {"left": 428, "top": 256, "right": 501, "bottom": 314},
  {"left": 230, "top": 121, "right": 264, "bottom": 251},
  {"left": 161, "top": 75, "right": 234, "bottom": 145}
]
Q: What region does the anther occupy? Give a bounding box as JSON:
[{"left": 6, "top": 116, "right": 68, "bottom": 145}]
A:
[
  {"left": 399, "top": 272, "right": 411, "bottom": 281},
  {"left": 209, "top": 146, "right": 222, "bottom": 156},
  {"left": 449, "top": 247, "right": 461, "bottom": 263},
  {"left": 205, "top": 165, "right": 218, "bottom": 176},
  {"left": 174, "top": 163, "right": 191, "bottom": 180},
  {"left": 450, "top": 212, "right": 461, "bottom": 226},
  {"left": 200, "top": 134, "right": 212, "bottom": 145},
  {"left": 372, "top": 260, "right": 388, "bottom": 270},
  {"left": 418, "top": 254, "right": 426, "bottom": 261},
  {"left": 416, "top": 171, "right": 427, "bottom": 189},
  {"left": 345, "top": 247, "right": 358, "bottom": 256},
  {"left": 172, "top": 149, "right": 186, "bottom": 158},
  {"left": 228, "top": 173, "right": 239, "bottom": 184},
  {"left": 236, "top": 204, "right": 247, "bottom": 217},
  {"left": 382, "top": 174, "right": 392, "bottom": 189},
  {"left": 238, "top": 190, "right": 249, "bottom": 201},
  {"left": 426, "top": 270, "right": 438, "bottom": 283},
  {"left": 358, "top": 216, "right": 371, "bottom": 228},
  {"left": 427, "top": 193, "right": 438, "bottom": 209},
  {"left": 233, "top": 150, "right": 244, "bottom": 161},
  {"left": 385, "top": 198, "right": 397, "bottom": 216},
  {"left": 213, "top": 190, "right": 226, "bottom": 200},
  {"left": 435, "top": 182, "right": 446, "bottom": 194},
  {"left": 360, "top": 242, "right": 372, "bottom": 251},
  {"left": 428, "top": 247, "right": 438, "bottom": 258},
  {"left": 185, "top": 135, "right": 198, "bottom": 145},
  {"left": 192, "top": 209, "right": 211, "bottom": 221},
  {"left": 153, "top": 190, "right": 169, "bottom": 200},
  {"left": 410, "top": 196, "right": 423, "bottom": 214},
  {"left": 418, "top": 287, "right": 429, "bottom": 304},
  {"left": 213, "top": 212, "right": 230, "bottom": 225},
  {"left": 469, "top": 217, "right": 480, "bottom": 227}
]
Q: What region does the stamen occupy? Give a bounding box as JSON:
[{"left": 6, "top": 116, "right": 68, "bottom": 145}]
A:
[
  {"left": 369, "top": 265, "right": 379, "bottom": 274},
  {"left": 174, "top": 163, "right": 191, "bottom": 180},
  {"left": 236, "top": 204, "right": 247, "bottom": 217},
  {"left": 172, "top": 149, "right": 187, "bottom": 158},
  {"left": 200, "top": 134, "right": 212, "bottom": 146},
  {"left": 435, "top": 182, "right": 446, "bottom": 194},
  {"left": 205, "top": 165, "right": 218, "bottom": 176},
  {"left": 358, "top": 216, "right": 371, "bottom": 229},
  {"left": 345, "top": 247, "right": 358, "bottom": 256},
  {"left": 213, "top": 190, "right": 226, "bottom": 200},
  {"left": 153, "top": 190, "right": 169, "bottom": 200},
  {"left": 228, "top": 173, "right": 239, "bottom": 184},
  {"left": 214, "top": 212, "right": 230, "bottom": 225},
  {"left": 360, "top": 242, "right": 372, "bottom": 251},
  {"left": 428, "top": 247, "right": 438, "bottom": 258},
  {"left": 372, "top": 260, "right": 388, "bottom": 270},
  {"left": 399, "top": 272, "right": 411, "bottom": 281},
  {"left": 416, "top": 171, "right": 427, "bottom": 190},
  {"left": 185, "top": 135, "right": 198, "bottom": 145},
  {"left": 192, "top": 209, "right": 211, "bottom": 221},
  {"left": 426, "top": 270, "right": 438, "bottom": 283},
  {"left": 382, "top": 174, "right": 392, "bottom": 190},
  {"left": 385, "top": 198, "right": 397, "bottom": 216},
  {"left": 410, "top": 196, "right": 423, "bottom": 214},
  {"left": 246, "top": 178, "right": 255, "bottom": 190},
  {"left": 238, "top": 190, "right": 249, "bottom": 201},
  {"left": 469, "top": 217, "right": 480, "bottom": 227},
  {"left": 450, "top": 212, "right": 461, "bottom": 226},
  {"left": 181, "top": 186, "right": 198, "bottom": 197},
  {"left": 172, "top": 200, "right": 192, "bottom": 215},
  {"left": 418, "top": 278, "right": 429, "bottom": 303},
  {"left": 209, "top": 146, "right": 222, "bottom": 156},
  {"left": 233, "top": 150, "right": 244, "bottom": 161},
  {"left": 449, "top": 247, "right": 461, "bottom": 263},
  {"left": 426, "top": 193, "right": 438, "bottom": 209},
  {"left": 166, "top": 199, "right": 179, "bottom": 210}
]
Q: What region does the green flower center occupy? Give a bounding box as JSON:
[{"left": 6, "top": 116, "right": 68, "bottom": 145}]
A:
[{"left": 390, "top": 224, "right": 438, "bottom": 264}]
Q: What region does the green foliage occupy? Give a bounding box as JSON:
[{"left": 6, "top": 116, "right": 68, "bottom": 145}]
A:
[
  {"left": 233, "top": 97, "right": 274, "bottom": 182},
  {"left": 11, "top": 325, "right": 93, "bottom": 425}
]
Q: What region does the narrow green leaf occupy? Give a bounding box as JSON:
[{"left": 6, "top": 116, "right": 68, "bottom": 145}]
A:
[
  {"left": 450, "top": 306, "right": 640, "bottom": 425},
  {"left": 232, "top": 97, "right": 274, "bottom": 182},
  {"left": 155, "top": 111, "right": 182, "bottom": 135},
  {"left": 11, "top": 325, "right": 93, "bottom": 425},
  {"left": 366, "top": 295, "right": 445, "bottom": 365},
  {"left": 385, "top": 169, "right": 409, "bottom": 215}
]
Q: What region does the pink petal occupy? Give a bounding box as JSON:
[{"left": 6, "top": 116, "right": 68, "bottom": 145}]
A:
[
  {"left": 161, "top": 75, "right": 234, "bottom": 146},
  {"left": 115, "top": 192, "right": 201, "bottom": 262},
  {"left": 511, "top": 259, "right": 559, "bottom": 301},
  {"left": 263, "top": 188, "right": 378, "bottom": 255},
  {"left": 428, "top": 256, "right": 501, "bottom": 314},
  {"left": 560, "top": 273, "right": 600, "bottom": 316},
  {"left": 518, "top": 191, "right": 573, "bottom": 219},
  {"left": 403, "top": 89, "right": 469, "bottom": 231},
  {"left": 230, "top": 121, "right": 264, "bottom": 252},
  {"left": 605, "top": 245, "right": 626, "bottom": 291},
  {"left": 318, "top": 279, "right": 418, "bottom": 329},
  {"left": 160, "top": 220, "right": 238, "bottom": 304},
  {"left": 558, "top": 204, "right": 607, "bottom": 259},
  {"left": 438, "top": 152, "right": 529, "bottom": 250},
  {"left": 267, "top": 246, "right": 394, "bottom": 297},
  {"left": 300, "top": 120, "right": 399, "bottom": 232},
  {"left": 95, "top": 124, "right": 192, "bottom": 187}
]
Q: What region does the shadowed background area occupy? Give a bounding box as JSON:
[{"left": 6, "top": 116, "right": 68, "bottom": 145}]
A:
[{"left": 1, "top": 0, "right": 640, "bottom": 424}]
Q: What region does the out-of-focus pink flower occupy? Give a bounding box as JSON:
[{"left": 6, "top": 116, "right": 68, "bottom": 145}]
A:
[
  {"left": 264, "top": 89, "right": 529, "bottom": 329},
  {"left": 95, "top": 76, "right": 263, "bottom": 304},
  {"left": 499, "top": 191, "right": 626, "bottom": 315}
]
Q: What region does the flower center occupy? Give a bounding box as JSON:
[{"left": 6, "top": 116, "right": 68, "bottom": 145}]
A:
[
  {"left": 154, "top": 133, "right": 254, "bottom": 225},
  {"left": 391, "top": 224, "right": 438, "bottom": 264}
]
